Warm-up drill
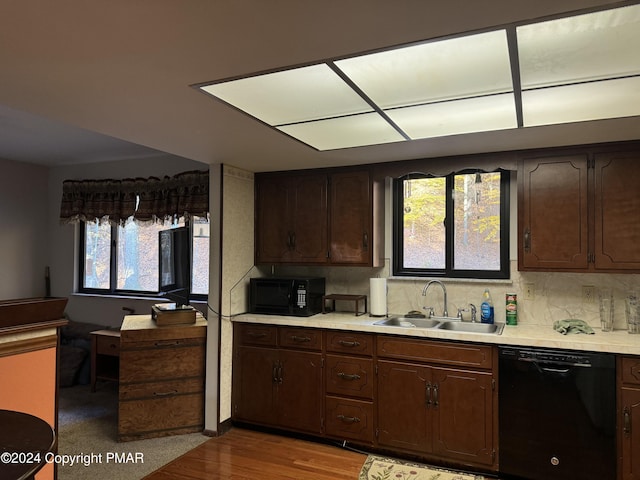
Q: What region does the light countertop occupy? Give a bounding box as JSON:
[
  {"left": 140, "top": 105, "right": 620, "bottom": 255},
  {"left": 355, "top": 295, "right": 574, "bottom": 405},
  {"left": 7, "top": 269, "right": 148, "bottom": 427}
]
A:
[{"left": 233, "top": 312, "right": 640, "bottom": 356}]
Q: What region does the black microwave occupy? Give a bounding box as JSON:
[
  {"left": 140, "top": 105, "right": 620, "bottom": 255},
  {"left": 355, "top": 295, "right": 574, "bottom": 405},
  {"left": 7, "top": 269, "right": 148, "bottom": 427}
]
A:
[{"left": 249, "top": 277, "right": 325, "bottom": 317}]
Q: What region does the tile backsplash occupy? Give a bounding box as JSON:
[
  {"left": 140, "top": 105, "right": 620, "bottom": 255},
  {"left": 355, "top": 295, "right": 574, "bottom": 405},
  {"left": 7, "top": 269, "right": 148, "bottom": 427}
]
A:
[{"left": 269, "top": 260, "right": 640, "bottom": 330}]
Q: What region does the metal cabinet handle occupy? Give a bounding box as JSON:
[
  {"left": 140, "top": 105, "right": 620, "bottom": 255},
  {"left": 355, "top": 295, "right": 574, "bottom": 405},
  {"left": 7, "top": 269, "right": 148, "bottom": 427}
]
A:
[
  {"left": 433, "top": 384, "right": 439, "bottom": 406},
  {"left": 337, "top": 372, "right": 361, "bottom": 381},
  {"left": 524, "top": 228, "right": 531, "bottom": 253},
  {"left": 363, "top": 232, "right": 369, "bottom": 250},
  {"left": 247, "top": 331, "right": 267, "bottom": 338},
  {"left": 426, "top": 382, "right": 432, "bottom": 407},
  {"left": 291, "top": 335, "right": 311, "bottom": 343},
  {"left": 337, "top": 414, "right": 361, "bottom": 424},
  {"left": 154, "top": 340, "right": 181, "bottom": 347},
  {"left": 277, "top": 362, "right": 283, "bottom": 384},
  {"left": 338, "top": 340, "right": 360, "bottom": 347},
  {"left": 624, "top": 407, "right": 631, "bottom": 435},
  {"left": 153, "top": 390, "right": 178, "bottom": 397},
  {"left": 272, "top": 363, "right": 279, "bottom": 383}
]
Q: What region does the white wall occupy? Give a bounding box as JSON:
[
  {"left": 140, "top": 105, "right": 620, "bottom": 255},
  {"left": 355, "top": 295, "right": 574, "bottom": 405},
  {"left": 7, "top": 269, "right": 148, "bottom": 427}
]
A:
[{"left": 0, "top": 158, "right": 49, "bottom": 299}]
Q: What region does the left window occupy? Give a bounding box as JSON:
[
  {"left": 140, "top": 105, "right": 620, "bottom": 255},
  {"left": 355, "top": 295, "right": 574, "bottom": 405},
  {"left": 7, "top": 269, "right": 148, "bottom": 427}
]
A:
[{"left": 80, "top": 216, "right": 209, "bottom": 298}]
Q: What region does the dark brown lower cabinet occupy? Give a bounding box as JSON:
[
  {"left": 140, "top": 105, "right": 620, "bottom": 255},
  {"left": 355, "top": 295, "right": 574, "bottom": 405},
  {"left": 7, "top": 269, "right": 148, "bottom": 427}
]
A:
[
  {"left": 232, "top": 323, "right": 498, "bottom": 471},
  {"left": 233, "top": 324, "right": 323, "bottom": 435}
]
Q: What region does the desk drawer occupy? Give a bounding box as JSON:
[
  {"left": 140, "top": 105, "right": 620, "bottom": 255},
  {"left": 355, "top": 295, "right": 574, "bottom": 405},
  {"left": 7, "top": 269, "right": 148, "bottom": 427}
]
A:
[
  {"left": 95, "top": 335, "right": 120, "bottom": 356},
  {"left": 120, "top": 344, "right": 205, "bottom": 383},
  {"left": 120, "top": 377, "right": 204, "bottom": 400},
  {"left": 118, "top": 392, "right": 204, "bottom": 441}
]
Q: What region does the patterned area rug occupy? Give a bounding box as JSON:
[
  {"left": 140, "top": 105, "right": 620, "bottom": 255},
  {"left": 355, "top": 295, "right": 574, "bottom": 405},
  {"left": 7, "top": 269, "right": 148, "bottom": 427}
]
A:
[{"left": 360, "top": 455, "right": 486, "bottom": 480}]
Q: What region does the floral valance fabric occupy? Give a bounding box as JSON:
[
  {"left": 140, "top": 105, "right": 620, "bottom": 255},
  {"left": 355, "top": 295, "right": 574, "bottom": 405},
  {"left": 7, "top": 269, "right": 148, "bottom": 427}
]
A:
[{"left": 60, "top": 170, "right": 209, "bottom": 225}]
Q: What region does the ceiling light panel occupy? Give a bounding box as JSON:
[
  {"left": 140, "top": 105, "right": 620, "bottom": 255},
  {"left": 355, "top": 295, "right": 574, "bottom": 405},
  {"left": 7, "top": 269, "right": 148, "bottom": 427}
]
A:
[
  {"left": 199, "top": 64, "right": 373, "bottom": 125},
  {"left": 277, "top": 113, "right": 405, "bottom": 150},
  {"left": 334, "top": 30, "right": 514, "bottom": 108},
  {"left": 387, "top": 93, "right": 517, "bottom": 139},
  {"left": 523, "top": 76, "right": 640, "bottom": 127},
  {"left": 517, "top": 4, "right": 640, "bottom": 89}
]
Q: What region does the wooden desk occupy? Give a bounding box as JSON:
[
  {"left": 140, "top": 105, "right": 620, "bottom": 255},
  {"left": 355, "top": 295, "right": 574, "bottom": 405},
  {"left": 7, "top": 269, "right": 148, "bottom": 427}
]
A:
[
  {"left": 0, "top": 409, "right": 55, "bottom": 480},
  {"left": 90, "top": 329, "right": 121, "bottom": 392}
]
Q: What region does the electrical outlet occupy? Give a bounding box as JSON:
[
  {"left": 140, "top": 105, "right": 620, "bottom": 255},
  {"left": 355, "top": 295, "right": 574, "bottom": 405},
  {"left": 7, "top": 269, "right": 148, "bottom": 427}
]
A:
[
  {"left": 524, "top": 283, "right": 535, "bottom": 300},
  {"left": 582, "top": 285, "right": 596, "bottom": 303}
]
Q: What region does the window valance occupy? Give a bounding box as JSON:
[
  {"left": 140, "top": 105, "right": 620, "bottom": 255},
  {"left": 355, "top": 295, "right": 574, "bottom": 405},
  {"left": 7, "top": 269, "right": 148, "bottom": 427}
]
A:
[{"left": 60, "top": 169, "right": 209, "bottom": 225}]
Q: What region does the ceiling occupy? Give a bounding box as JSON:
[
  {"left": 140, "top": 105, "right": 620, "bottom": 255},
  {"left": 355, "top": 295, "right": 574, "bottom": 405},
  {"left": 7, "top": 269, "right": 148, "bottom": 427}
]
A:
[{"left": 2, "top": 0, "right": 639, "bottom": 172}]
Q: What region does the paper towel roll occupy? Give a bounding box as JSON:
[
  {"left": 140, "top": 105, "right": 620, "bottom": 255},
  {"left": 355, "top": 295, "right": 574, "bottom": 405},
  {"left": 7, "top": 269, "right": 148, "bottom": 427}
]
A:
[{"left": 369, "top": 278, "right": 387, "bottom": 317}]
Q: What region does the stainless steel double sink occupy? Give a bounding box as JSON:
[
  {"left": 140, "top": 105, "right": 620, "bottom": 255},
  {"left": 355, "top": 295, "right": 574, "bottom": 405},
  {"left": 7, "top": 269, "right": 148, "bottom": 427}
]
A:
[{"left": 373, "top": 316, "right": 504, "bottom": 335}]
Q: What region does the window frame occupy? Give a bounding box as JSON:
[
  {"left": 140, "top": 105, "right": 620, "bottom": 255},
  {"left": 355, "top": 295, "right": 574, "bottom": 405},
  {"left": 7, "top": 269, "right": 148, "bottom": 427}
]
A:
[
  {"left": 392, "top": 169, "right": 510, "bottom": 279},
  {"left": 78, "top": 220, "right": 208, "bottom": 301}
]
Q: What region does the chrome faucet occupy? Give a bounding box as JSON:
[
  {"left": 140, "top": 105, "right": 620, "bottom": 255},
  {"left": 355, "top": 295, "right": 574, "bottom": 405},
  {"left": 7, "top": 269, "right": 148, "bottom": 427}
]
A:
[{"left": 422, "top": 280, "right": 448, "bottom": 317}]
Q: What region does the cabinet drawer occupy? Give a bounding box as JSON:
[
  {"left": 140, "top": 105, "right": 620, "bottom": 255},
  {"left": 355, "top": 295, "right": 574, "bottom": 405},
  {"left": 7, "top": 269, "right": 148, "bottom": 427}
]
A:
[
  {"left": 236, "top": 323, "right": 277, "bottom": 346},
  {"left": 325, "top": 396, "right": 374, "bottom": 444},
  {"left": 95, "top": 334, "right": 120, "bottom": 356},
  {"left": 119, "top": 377, "right": 204, "bottom": 400},
  {"left": 120, "top": 345, "right": 205, "bottom": 383},
  {"left": 326, "top": 355, "right": 374, "bottom": 399},
  {"left": 118, "top": 392, "right": 203, "bottom": 439},
  {"left": 278, "top": 327, "right": 322, "bottom": 351},
  {"left": 326, "top": 331, "right": 373, "bottom": 355},
  {"left": 377, "top": 336, "right": 493, "bottom": 369},
  {"left": 621, "top": 356, "right": 640, "bottom": 385}
]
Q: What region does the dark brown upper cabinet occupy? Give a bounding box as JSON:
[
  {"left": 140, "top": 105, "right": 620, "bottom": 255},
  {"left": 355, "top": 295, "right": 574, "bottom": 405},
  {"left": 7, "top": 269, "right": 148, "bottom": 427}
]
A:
[
  {"left": 519, "top": 146, "right": 640, "bottom": 272},
  {"left": 255, "top": 168, "right": 384, "bottom": 266}
]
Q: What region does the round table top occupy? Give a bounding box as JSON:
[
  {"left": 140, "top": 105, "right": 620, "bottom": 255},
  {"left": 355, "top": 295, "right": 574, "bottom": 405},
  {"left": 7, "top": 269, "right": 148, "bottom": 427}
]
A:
[{"left": 0, "top": 410, "right": 56, "bottom": 480}]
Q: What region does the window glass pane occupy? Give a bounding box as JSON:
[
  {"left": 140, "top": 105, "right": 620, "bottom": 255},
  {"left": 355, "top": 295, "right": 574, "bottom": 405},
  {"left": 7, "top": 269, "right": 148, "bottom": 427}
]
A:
[
  {"left": 116, "top": 219, "right": 184, "bottom": 291},
  {"left": 402, "top": 177, "right": 446, "bottom": 269},
  {"left": 453, "top": 172, "right": 501, "bottom": 271},
  {"left": 192, "top": 217, "right": 210, "bottom": 296},
  {"left": 83, "top": 221, "right": 111, "bottom": 289}
]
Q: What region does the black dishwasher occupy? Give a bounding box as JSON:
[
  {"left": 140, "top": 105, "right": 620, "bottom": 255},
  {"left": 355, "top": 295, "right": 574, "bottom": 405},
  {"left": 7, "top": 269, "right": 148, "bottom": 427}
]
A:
[{"left": 499, "top": 347, "right": 616, "bottom": 480}]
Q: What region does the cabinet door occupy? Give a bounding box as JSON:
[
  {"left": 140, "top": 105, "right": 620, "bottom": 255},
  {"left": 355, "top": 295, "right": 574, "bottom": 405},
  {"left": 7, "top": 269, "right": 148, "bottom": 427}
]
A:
[
  {"left": 277, "top": 349, "right": 323, "bottom": 434},
  {"left": 255, "top": 174, "right": 328, "bottom": 264},
  {"left": 330, "top": 170, "right": 371, "bottom": 264},
  {"left": 621, "top": 387, "right": 640, "bottom": 480},
  {"left": 519, "top": 155, "right": 589, "bottom": 270},
  {"left": 232, "top": 346, "right": 278, "bottom": 426},
  {"left": 290, "top": 175, "right": 328, "bottom": 263},
  {"left": 255, "top": 176, "right": 293, "bottom": 263},
  {"left": 377, "top": 360, "right": 432, "bottom": 453},
  {"left": 431, "top": 367, "right": 495, "bottom": 467},
  {"left": 594, "top": 152, "right": 640, "bottom": 271}
]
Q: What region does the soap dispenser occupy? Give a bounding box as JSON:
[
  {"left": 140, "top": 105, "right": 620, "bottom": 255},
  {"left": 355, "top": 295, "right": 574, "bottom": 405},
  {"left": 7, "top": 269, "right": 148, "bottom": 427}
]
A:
[{"left": 480, "top": 288, "right": 495, "bottom": 324}]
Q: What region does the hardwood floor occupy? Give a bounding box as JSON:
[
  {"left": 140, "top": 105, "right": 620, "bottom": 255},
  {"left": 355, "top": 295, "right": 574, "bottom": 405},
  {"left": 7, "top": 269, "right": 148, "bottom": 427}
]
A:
[{"left": 143, "top": 427, "right": 368, "bottom": 480}]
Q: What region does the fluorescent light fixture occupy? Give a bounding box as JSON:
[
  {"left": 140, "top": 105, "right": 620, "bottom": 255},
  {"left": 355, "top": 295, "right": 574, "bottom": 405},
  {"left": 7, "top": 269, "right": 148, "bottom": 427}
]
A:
[
  {"left": 277, "top": 113, "right": 406, "bottom": 150},
  {"left": 197, "top": 3, "right": 640, "bottom": 151},
  {"left": 200, "top": 64, "right": 373, "bottom": 125},
  {"left": 523, "top": 77, "right": 640, "bottom": 126},
  {"left": 335, "top": 30, "right": 513, "bottom": 107},
  {"left": 387, "top": 93, "right": 517, "bottom": 139}
]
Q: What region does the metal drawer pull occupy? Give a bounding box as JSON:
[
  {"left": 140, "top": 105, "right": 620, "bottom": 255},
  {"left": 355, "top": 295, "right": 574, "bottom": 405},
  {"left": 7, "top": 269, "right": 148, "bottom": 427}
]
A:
[
  {"left": 291, "top": 335, "right": 311, "bottom": 342},
  {"left": 337, "top": 372, "right": 361, "bottom": 381},
  {"left": 247, "top": 332, "right": 267, "bottom": 338},
  {"left": 154, "top": 340, "right": 181, "bottom": 347},
  {"left": 153, "top": 390, "right": 178, "bottom": 397},
  {"left": 624, "top": 407, "right": 631, "bottom": 435},
  {"left": 337, "top": 414, "right": 361, "bottom": 424},
  {"left": 426, "top": 383, "right": 432, "bottom": 406},
  {"left": 338, "top": 340, "right": 361, "bottom": 347}
]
